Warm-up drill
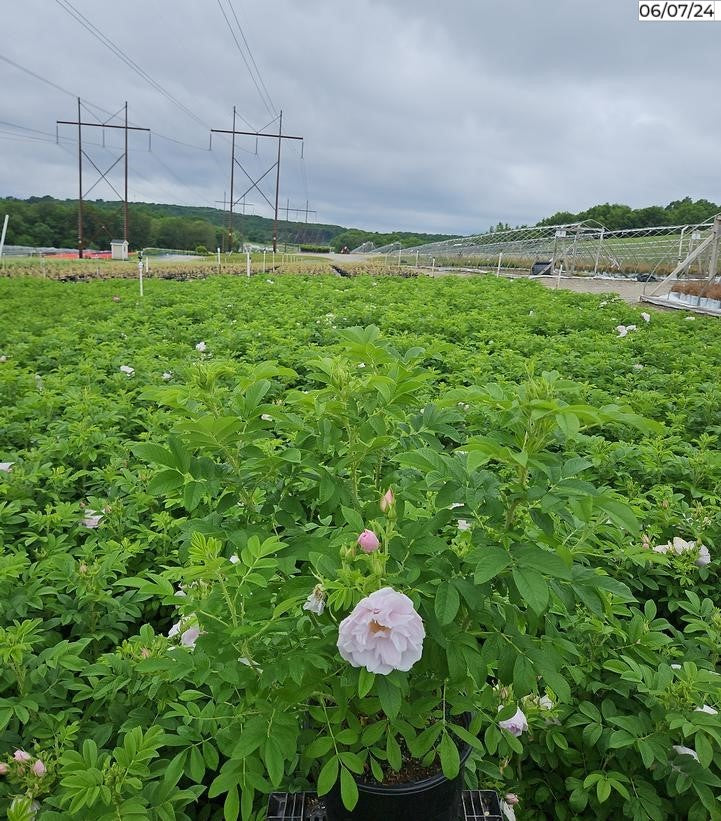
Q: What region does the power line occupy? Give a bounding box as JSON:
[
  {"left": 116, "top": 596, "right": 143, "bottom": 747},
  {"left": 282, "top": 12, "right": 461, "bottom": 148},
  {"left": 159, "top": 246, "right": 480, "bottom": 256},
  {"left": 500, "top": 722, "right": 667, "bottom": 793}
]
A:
[
  {"left": 225, "top": 0, "right": 276, "bottom": 115},
  {"left": 215, "top": 0, "right": 274, "bottom": 116},
  {"left": 53, "top": 0, "right": 208, "bottom": 130}
]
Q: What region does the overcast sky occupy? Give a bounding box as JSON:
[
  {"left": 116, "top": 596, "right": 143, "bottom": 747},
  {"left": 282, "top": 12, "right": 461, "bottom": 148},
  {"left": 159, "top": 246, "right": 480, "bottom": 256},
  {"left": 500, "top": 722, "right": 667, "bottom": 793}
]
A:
[{"left": 1, "top": 0, "right": 719, "bottom": 234}]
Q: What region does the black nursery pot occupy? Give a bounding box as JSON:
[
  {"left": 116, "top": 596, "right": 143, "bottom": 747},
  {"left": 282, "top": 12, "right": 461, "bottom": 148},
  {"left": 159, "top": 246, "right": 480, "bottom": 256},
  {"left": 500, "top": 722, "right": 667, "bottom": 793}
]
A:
[{"left": 323, "top": 741, "right": 472, "bottom": 821}]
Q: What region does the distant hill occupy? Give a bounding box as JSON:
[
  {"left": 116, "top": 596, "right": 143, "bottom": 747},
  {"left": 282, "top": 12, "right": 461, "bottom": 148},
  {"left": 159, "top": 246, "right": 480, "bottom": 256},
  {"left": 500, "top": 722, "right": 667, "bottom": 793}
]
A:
[{"left": 0, "top": 195, "right": 456, "bottom": 253}]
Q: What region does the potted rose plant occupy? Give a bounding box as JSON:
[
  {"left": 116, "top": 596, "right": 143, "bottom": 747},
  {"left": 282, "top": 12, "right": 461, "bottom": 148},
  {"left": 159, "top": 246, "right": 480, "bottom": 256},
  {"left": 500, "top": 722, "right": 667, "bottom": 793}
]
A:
[{"left": 133, "top": 326, "right": 647, "bottom": 820}]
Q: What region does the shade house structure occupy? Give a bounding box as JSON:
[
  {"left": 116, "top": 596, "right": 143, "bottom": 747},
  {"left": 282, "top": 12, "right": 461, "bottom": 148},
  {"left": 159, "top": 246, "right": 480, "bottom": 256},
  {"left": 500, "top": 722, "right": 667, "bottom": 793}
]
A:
[{"left": 640, "top": 215, "right": 721, "bottom": 315}]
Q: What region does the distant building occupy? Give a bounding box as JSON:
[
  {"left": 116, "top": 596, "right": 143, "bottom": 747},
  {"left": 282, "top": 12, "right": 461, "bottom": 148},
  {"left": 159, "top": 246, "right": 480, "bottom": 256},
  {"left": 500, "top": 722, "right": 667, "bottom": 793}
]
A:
[{"left": 111, "top": 239, "right": 129, "bottom": 260}]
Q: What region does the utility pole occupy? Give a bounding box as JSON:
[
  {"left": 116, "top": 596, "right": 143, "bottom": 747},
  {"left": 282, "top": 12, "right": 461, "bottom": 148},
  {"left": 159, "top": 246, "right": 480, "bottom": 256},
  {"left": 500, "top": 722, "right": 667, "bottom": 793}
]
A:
[
  {"left": 57, "top": 100, "right": 149, "bottom": 257},
  {"left": 273, "top": 110, "right": 283, "bottom": 253},
  {"left": 229, "top": 106, "right": 236, "bottom": 252},
  {"left": 210, "top": 109, "right": 303, "bottom": 252}
]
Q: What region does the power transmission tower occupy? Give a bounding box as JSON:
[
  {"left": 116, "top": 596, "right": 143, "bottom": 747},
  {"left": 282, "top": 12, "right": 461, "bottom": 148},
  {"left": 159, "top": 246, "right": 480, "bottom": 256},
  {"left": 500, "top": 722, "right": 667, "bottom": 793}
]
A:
[
  {"left": 56, "top": 99, "right": 149, "bottom": 257},
  {"left": 210, "top": 108, "right": 303, "bottom": 252},
  {"left": 280, "top": 200, "right": 317, "bottom": 223}
]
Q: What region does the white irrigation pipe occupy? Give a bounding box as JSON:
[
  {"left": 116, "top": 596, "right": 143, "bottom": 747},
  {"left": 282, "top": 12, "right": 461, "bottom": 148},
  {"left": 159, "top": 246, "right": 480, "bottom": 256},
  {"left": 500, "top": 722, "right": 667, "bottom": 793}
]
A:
[
  {"left": 138, "top": 260, "right": 144, "bottom": 296},
  {"left": 246, "top": 251, "right": 251, "bottom": 278},
  {"left": 496, "top": 252, "right": 503, "bottom": 276}
]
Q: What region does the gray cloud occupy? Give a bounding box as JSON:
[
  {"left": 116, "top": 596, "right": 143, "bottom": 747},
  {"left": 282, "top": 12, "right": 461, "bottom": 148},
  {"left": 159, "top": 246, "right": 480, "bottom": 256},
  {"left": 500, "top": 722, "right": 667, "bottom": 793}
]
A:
[{"left": 1, "top": 0, "right": 719, "bottom": 234}]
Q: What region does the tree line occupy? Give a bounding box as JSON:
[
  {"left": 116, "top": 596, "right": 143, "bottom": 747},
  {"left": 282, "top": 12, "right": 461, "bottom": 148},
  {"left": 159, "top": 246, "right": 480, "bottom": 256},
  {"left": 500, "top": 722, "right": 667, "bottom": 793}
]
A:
[
  {"left": 0, "top": 197, "right": 348, "bottom": 251},
  {"left": 537, "top": 197, "right": 720, "bottom": 232}
]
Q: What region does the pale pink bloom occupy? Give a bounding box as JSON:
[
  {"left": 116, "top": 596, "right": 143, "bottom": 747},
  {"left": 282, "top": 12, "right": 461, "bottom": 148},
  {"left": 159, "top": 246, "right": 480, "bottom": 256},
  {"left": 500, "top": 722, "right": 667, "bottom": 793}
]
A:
[
  {"left": 498, "top": 707, "right": 528, "bottom": 737},
  {"left": 119, "top": 365, "right": 134, "bottom": 375},
  {"left": 180, "top": 625, "right": 201, "bottom": 648},
  {"left": 81, "top": 509, "right": 103, "bottom": 528},
  {"left": 696, "top": 545, "right": 711, "bottom": 567},
  {"left": 195, "top": 341, "right": 208, "bottom": 352},
  {"left": 162, "top": 371, "right": 173, "bottom": 381},
  {"left": 32, "top": 759, "right": 46, "bottom": 777},
  {"left": 380, "top": 488, "right": 395, "bottom": 513},
  {"left": 672, "top": 536, "right": 694, "bottom": 554},
  {"left": 14, "top": 749, "right": 31, "bottom": 763},
  {"left": 457, "top": 519, "right": 471, "bottom": 532},
  {"left": 337, "top": 587, "right": 425, "bottom": 675},
  {"left": 112, "top": 295, "right": 121, "bottom": 302},
  {"left": 641, "top": 312, "right": 651, "bottom": 323},
  {"left": 672, "top": 745, "right": 699, "bottom": 761},
  {"left": 0, "top": 355, "right": 7, "bottom": 363},
  {"left": 303, "top": 584, "right": 326, "bottom": 615},
  {"left": 140, "top": 648, "right": 151, "bottom": 659},
  {"left": 357, "top": 529, "right": 380, "bottom": 554},
  {"left": 357, "top": 362, "right": 366, "bottom": 369},
  {"left": 616, "top": 324, "right": 637, "bottom": 338},
  {"left": 695, "top": 704, "right": 718, "bottom": 715},
  {"left": 0, "top": 462, "right": 14, "bottom": 472},
  {"left": 538, "top": 695, "right": 554, "bottom": 710},
  {"left": 0, "top": 762, "right": 8, "bottom": 775},
  {"left": 229, "top": 554, "right": 240, "bottom": 564},
  {"left": 168, "top": 615, "right": 201, "bottom": 649},
  {"left": 633, "top": 363, "right": 644, "bottom": 371},
  {"left": 505, "top": 794, "right": 520, "bottom": 806}
]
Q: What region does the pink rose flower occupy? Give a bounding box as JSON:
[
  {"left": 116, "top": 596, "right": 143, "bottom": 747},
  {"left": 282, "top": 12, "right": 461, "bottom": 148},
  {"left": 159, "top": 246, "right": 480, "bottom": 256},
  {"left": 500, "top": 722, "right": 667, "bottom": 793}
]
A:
[
  {"left": 505, "top": 793, "right": 520, "bottom": 805},
  {"left": 380, "top": 488, "right": 395, "bottom": 513},
  {"left": 0, "top": 762, "right": 8, "bottom": 775},
  {"left": 696, "top": 545, "right": 711, "bottom": 567},
  {"left": 14, "top": 749, "right": 31, "bottom": 763},
  {"left": 168, "top": 615, "right": 202, "bottom": 649},
  {"left": 357, "top": 529, "right": 380, "bottom": 553},
  {"left": 32, "top": 760, "right": 46, "bottom": 777},
  {"left": 498, "top": 707, "right": 528, "bottom": 737},
  {"left": 337, "top": 587, "right": 425, "bottom": 675},
  {"left": 0, "top": 462, "right": 14, "bottom": 473}
]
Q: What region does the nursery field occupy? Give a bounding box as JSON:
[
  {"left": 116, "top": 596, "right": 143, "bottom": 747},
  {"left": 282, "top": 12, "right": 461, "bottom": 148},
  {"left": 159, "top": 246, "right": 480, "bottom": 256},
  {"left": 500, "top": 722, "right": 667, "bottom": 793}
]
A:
[{"left": 1, "top": 273, "right": 721, "bottom": 821}]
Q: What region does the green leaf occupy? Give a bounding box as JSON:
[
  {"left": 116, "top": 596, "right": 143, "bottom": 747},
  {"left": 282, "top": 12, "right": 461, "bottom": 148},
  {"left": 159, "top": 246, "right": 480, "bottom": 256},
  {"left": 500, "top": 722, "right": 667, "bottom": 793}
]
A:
[
  {"left": 473, "top": 546, "right": 511, "bottom": 584},
  {"left": 224, "top": 785, "right": 240, "bottom": 821},
  {"left": 376, "top": 676, "right": 401, "bottom": 719},
  {"left": 513, "top": 544, "right": 571, "bottom": 580},
  {"left": 696, "top": 732, "right": 713, "bottom": 768},
  {"left": 132, "top": 442, "right": 177, "bottom": 469},
  {"left": 358, "top": 668, "right": 375, "bottom": 698},
  {"left": 264, "top": 738, "right": 285, "bottom": 787},
  {"left": 305, "top": 737, "right": 334, "bottom": 758},
  {"left": 435, "top": 582, "right": 460, "bottom": 625},
  {"left": 341, "top": 506, "right": 364, "bottom": 532},
  {"left": 512, "top": 567, "right": 549, "bottom": 614},
  {"left": 183, "top": 480, "right": 204, "bottom": 512},
  {"left": 596, "top": 778, "right": 611, "bottom": 803},
  {"left": 438, "top": 732, "right": 460, "bottom": 780},
  {"left": 317, "top": 756, "right": 339, "bottom": 797},
  {"left": 340, "top": 767, "right": 359, "bottom": 811},
  {"left": 513, "top": 655, "right": 536, "bottom": 696},
  {"left": 188, "top": 746, "right": 205, "bottom": 782}
]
